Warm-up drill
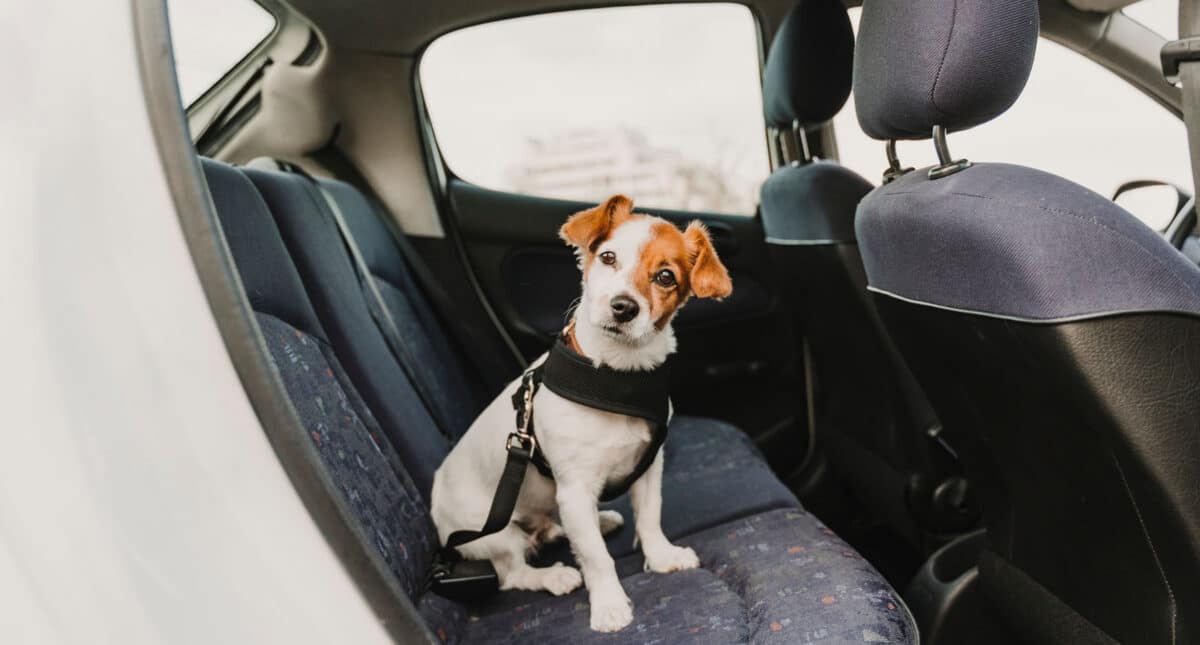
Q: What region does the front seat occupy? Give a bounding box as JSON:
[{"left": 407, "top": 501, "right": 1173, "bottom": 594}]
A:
[
  {"left": 759, "top": 0, "right": 972, "bottom": 549},
  {"left": 853, "top": 1, "right": 1200, "bottom": 643}
]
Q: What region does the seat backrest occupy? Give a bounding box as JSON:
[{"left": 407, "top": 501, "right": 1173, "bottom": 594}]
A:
[
  {"left": 759, "top": 0, "right": 958, "bottom": 544},
  {"left": 242, "top": 166, "right": 457, "bottom": 496},
  {"left": 853, "top": 1, "right": 1200, "bottom": 642},
  {"left": 313, "top": 175, "right": 487, "bottom": 431},
  {"left": 200, "top": 159, "right": 445, "bottom": 627}
]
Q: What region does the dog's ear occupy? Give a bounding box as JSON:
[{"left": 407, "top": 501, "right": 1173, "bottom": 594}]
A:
[
  {"left": 684, "top": 221, "right": 732, "bottom": 300},
  {"left": 559, "top": 195, "right": 634, "bottom": 252}
]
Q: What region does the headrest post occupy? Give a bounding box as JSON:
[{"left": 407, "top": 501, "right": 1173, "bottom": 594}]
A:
[
  {"left": 790, "top": 119, "right": 813, "bottom": 166},
  {"left": 770, "top": 128, "right": 787, "bottom": 170},
  {"left": 928, "top": 125, "right": 972, "bottom": 179},
  {"left": 882, "top": 140, "right": 913, "bottom": 184}
]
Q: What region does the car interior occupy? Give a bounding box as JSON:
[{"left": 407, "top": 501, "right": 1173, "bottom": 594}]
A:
[{"left": 137, "top": 0, "right": 1200, "bottom": 642}]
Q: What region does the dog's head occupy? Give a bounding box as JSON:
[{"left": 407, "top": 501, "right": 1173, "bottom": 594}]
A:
[{"left": 560, "top": 195, "right": 732, "bottom": 349}]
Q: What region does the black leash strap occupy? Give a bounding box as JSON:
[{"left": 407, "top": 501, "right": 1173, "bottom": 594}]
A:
[
  {"left": 444, "top": 369, "right": 542, "bottom": 550},
  {"left": 430, "top": 370, "right": 541, "bottom": 599}
]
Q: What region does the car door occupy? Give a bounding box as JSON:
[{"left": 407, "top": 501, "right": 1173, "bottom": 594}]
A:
[{"left": 416, "top": 3, "right": 809, "bottom": 474}]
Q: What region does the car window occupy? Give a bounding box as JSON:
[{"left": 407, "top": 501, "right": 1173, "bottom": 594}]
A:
[
  {"left": 834, "top": 7, "right": 1190, "bottom": 231},
  {"left": 1124, "top": 0, "right": 1177, "bottom": 39},
  {"left": 167, "top": 0, "right": 276, "bottom": 105},
  {"left": 419, "top": 4, "right": 769, "bottom": 215}
]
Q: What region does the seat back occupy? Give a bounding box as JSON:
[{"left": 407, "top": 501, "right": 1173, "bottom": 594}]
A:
[
  {"left": 853, "top": 1, "right": 1200, "bottom": 642},
  {"left": 242, "top": 166, "right": 459, "bottom": 496},
  {"left": 759, "top": 0, "right": 963, "bottom": 545},
  {"left": 200, "top": 159, "right": 446, "bottom": 621}
]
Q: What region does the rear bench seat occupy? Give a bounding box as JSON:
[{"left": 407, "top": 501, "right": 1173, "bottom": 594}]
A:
[{"left": 201, "top": 157, "right": 917, "bottom": 643}]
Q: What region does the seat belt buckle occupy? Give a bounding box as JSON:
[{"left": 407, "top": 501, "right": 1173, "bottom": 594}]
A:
[
  {"left": 1161, "top": 36, "right": 1200, "bottom": 83},
  {"left": 429, "top": 556, "right": 500, "bottom": 600}
]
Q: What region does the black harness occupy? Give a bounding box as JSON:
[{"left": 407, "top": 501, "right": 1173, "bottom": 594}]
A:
[{"left": 431, "top": 334, "right": 671, "bottom": 598}]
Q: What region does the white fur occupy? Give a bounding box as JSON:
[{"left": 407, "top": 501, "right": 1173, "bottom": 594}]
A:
[{"left": 431, "top": 216, "right": 698, "bottom": 633}]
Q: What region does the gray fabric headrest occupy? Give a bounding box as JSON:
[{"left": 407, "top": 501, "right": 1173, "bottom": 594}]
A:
[
  {"left": 853, "top": 0, "right": 1039, "bottom": 141},
  {"left": 762, "top": 0, "right": 855, "bottom": 128}
]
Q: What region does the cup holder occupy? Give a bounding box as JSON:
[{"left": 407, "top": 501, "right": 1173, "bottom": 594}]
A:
[{"left": 904, "top": 529, "right": 1001, "bottom": 644}]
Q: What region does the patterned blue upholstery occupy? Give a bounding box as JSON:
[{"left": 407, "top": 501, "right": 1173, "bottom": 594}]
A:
[
  {"left": 422, "top": 508, "right": 916, "bottom": 644},
  {"left": 258, "top": 312, "right": 438, "bottom": 601}
]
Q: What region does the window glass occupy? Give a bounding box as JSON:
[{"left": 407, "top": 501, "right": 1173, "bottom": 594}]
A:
[
  {"left": 168, "top": 0, "right": 276, "bottom": 105},
  {"left": 1124, "top": 0, "right": 1177, "bottom": 39},
  {"left": 834, "top": 8, "right": 1189, "bottom": 230},
  {"left": 419, "top": 4, "right": 769, "bottom": 215}
]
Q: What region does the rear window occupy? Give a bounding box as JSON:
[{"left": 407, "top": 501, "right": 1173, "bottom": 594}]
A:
[
  {"left": 168, "top": 0, "right": 276, "bottom": 105},
  {"left": 419, "top": 4, "right": 770, "bottom": 215}
]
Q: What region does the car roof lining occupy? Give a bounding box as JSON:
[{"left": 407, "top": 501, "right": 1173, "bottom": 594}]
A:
[{"left": 284, "top": 0, "right": 795, "bottom": 56}]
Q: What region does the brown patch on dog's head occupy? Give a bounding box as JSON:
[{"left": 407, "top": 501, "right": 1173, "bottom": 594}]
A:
[
  {"left": 632, "top": 220, "right": 733, "bottom": 330},
  {"left": 559, "top": 195, "right": 635, "bottom": 265},
  {"left": 684, "top": 221, "right": 732, "bottom": 300}
]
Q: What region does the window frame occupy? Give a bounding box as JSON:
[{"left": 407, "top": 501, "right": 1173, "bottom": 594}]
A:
[
  {"left": 411, "top": 2, "right": 773, "bottom": 217},
  {"left": 176, "top": 0, "right": 280, "bottom": 112}
]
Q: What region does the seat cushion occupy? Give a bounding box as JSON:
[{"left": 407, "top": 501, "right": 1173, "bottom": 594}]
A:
[
  {"left": 420, "top": 507, "right": 916, "bottom": 644},
  {"left": 602, "top": 415, "right": 801, "bottom": 557}
]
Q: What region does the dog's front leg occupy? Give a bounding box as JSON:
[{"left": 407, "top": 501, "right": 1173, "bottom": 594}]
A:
[
  {"left": 630, "top": 449, "right": 699, "bottom": 573},
  {"left": 556, "top": 482, "right": 632, "bottom": 632}
]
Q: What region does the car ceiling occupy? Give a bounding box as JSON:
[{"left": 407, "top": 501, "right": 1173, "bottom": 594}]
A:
[
  {"left": 281, "top": 0, "right": 1149, "bottom": 59},
  {"left": 284, "top": 0, "right": 816, "bottom": 55}
]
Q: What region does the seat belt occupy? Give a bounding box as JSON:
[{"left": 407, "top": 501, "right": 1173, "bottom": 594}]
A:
[
  {"left": 300, "top": 170, "right": 457, "bottom": 442},
  {"left": 1166, "top": 1, "right": 1200, "bottom": 204},
  {"left": 308, "top": 142, "right": 526, "bottom": 394}
]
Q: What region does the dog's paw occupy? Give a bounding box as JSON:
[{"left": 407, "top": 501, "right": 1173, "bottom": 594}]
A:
[
  {"left": 589, "top": 593, "right": 634, "bottom": 632},
  {"left": 542, "top": 563, "right": 583, "bottom": 596},
  {"left": 598, "top": 510, "right": 625, "bottom": 536},
  {"left": 643, "top": 545, "right": 700, "bottom": 574}
]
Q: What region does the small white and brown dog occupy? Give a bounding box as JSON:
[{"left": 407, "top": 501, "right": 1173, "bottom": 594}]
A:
[{"left": 430, "top": 194, "right": 733, "bottom": 632}]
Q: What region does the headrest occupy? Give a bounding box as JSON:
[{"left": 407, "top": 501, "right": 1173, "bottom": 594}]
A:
[
  {"left": 1066, "top": 0, "right": 1139, "bottom": 11},
  {"left": 762, "top": 0, "right": 855, "bottom": 128},
  {"left": 853, "top": 0, "right": 1039, "bottom": 141}
]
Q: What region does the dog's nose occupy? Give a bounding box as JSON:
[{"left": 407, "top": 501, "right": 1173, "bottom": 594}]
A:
[{"left": 610, "top": 295, "right": 640, "bottom": 323}]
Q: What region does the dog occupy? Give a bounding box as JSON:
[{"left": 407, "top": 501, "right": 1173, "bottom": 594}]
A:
[{"left": 430, "top": 194, "right": 732, "bottom": 632}]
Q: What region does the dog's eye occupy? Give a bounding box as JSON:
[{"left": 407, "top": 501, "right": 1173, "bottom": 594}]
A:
[
  {"left": 599, "top": 251, "right": 616, "bottom": 266},
  {"left": 654, "top": 269, "right": 677, "bottom": 288}
]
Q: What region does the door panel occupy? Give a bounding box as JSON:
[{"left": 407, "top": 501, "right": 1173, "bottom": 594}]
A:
[{"left": 445, "top": 178, "right": 808, "bottom": 473}]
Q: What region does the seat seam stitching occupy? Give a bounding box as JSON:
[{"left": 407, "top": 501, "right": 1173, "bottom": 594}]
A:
[
  {"left": 1113, "top": 453, "right": 1176, "bottom": 645},
  {"left": 872, "top": 189, "right": 1200, "bottom": 303},
  {"left": 929, "top": 0, "right": 959, "bottom": 121}
]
